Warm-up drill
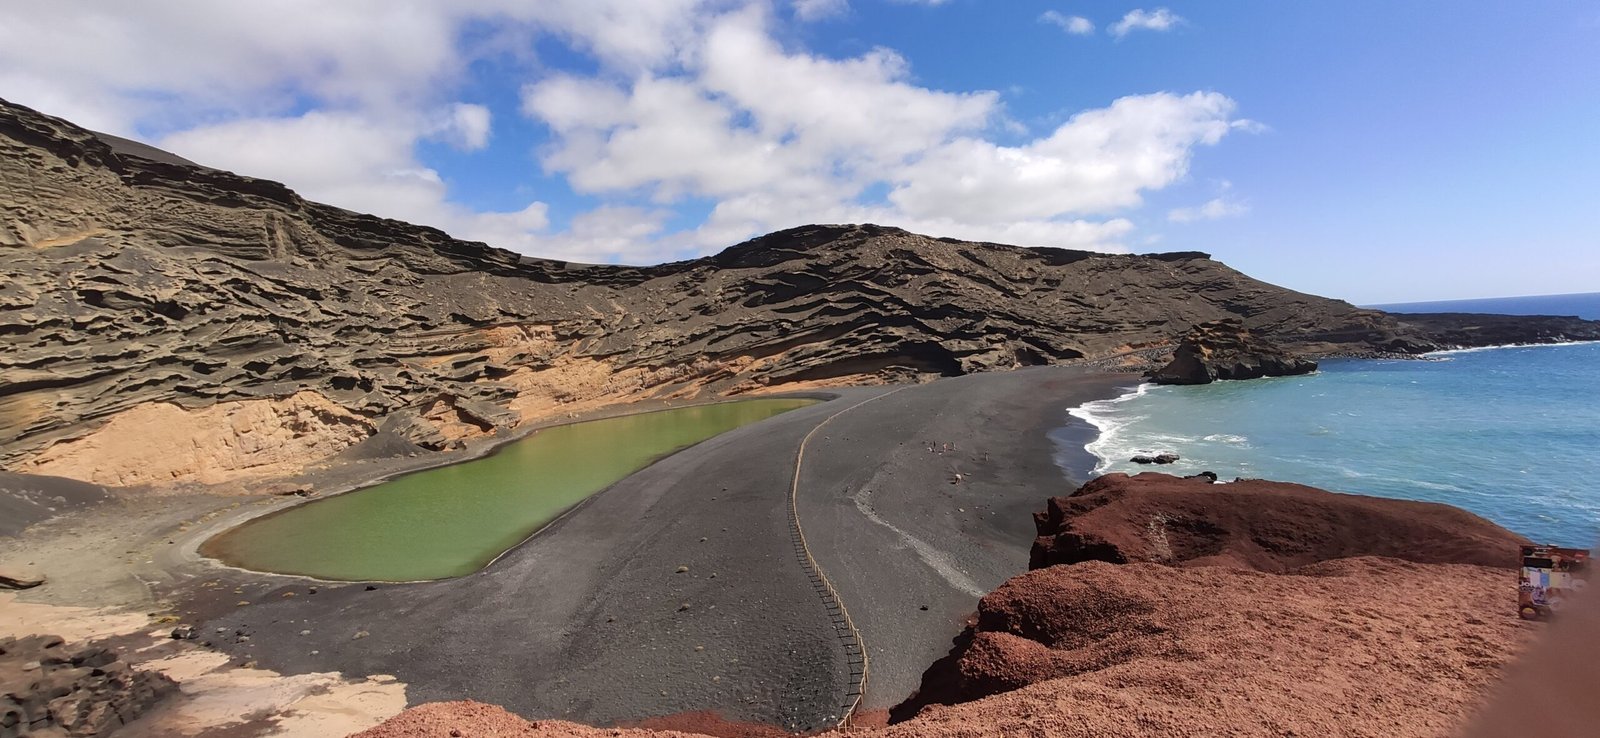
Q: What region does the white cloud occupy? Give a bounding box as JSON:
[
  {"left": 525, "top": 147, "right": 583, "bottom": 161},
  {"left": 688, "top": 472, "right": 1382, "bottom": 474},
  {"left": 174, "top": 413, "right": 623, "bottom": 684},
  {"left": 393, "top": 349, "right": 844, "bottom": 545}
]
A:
[
  {"left": 1110, "top": 8, "right": 1184, "bottom": 38},
  {"left": 435, "top": 103, "right": 492, "bottom": 151},
  {"left": 0, "top": 1, "right": 1247, "bottom": 264},
  {"left": 1168, "top": 197, "right": 1249, "bottom": 223},
  {"left": 158, "top": 111, "right": 559, "bottom": 254},
  {"left": 526, "top": 7, "right": 997, "bottom": 202},
  {"left": 794, "top": 0, "right": 849, "bottom": 21},
  {"left": 520, "top": 7, "right": 1227, "bottom": 253},
  {"left": 1040, "top": 11, "right": 1095, "bottom": 36},
  {"left": 889, "top": 92, "right": 1239, "bottom": 221}
]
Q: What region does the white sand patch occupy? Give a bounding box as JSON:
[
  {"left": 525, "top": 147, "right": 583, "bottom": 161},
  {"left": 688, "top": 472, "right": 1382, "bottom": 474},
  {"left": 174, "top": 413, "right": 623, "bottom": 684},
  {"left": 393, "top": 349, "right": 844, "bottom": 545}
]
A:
[
  {"left": 132, "top": 649, "right": 407, "bottom": 737},
  {"left": 0, "top": 591, "right": 150, "bottom": 642}
]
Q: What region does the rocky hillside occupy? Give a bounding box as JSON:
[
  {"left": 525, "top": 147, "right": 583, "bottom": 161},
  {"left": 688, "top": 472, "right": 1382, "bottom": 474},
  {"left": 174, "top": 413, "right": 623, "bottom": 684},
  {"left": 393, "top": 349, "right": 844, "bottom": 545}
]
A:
[{"left": 3, "top": 98, "right": 1597, "bottom": 487}]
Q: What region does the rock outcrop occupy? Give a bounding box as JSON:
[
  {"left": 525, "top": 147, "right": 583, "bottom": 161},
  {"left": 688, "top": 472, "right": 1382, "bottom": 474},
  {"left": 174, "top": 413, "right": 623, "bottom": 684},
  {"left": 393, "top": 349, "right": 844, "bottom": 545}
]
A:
[
  {"left": 895, "top": 472, "right": 1530, "bottom": 721},
  {"left": 1148, "top": 318, "right": 1319, "bottom": 384},
  {"left": 885, "top": 557, "right": 1530, "bottom": 736},
  {"left": 1028, "top": 471, "right": 1527, "bottom": 571},
  {"left": 5, "top": 98, "right": 1599, "bottom": 486},
  {"left": 0, "top": 634, "right": 178, "bottom": 737},
  {"left": 1392, "top": 312, "right": 1600, "bottom": 349}
]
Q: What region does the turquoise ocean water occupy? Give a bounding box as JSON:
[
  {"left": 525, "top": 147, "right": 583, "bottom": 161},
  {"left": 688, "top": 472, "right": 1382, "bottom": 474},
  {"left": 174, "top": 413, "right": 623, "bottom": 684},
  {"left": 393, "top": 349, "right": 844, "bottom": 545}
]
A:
[{"left": 1058, "top": 293, "right": 1600, "bottom": 548}]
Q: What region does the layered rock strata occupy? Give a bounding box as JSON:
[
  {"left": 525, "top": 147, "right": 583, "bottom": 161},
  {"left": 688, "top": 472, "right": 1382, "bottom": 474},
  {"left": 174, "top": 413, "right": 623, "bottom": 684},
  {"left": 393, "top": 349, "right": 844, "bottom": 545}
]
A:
[
  {"left": 5, "top": 98, "right": 1599, "bottom": 487},
  {"left": 1148, "top": 318, "right": 1319, "bottom": 384}
]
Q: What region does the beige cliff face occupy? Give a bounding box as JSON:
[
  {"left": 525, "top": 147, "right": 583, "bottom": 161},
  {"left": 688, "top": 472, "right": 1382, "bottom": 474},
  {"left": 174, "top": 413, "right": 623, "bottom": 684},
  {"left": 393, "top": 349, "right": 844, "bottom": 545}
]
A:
[{"left": 14, "top": 391, "right": 372, "bottom": 487}]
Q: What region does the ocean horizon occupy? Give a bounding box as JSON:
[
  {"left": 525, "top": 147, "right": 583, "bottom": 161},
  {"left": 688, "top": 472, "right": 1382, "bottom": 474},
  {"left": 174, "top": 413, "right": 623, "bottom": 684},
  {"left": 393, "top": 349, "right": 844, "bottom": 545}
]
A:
[
  {"left": 1057, "top": 292, "right": 1600, "bottom": 548},
  {"left": 1369, "top": 291, "right": 1600, "bottom": 320}
]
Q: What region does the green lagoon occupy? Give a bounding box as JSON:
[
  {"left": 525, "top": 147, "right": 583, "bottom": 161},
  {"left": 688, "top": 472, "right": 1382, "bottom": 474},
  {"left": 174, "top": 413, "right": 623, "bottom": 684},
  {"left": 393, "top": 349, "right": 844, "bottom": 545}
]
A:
[{"left": 203, "top": 398, "right": 818, "bottom": 581}]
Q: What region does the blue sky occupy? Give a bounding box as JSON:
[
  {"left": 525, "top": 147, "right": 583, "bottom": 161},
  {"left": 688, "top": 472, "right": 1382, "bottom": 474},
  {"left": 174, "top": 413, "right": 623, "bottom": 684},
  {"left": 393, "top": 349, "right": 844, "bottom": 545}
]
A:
[{"left": 2, "top": 1, "right": 1596, "bottom": 303}]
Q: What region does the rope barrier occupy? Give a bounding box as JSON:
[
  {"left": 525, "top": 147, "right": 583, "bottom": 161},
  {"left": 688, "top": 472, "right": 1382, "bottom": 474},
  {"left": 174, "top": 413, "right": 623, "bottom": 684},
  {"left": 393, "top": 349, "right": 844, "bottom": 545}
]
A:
[{"left": 787, "top": 386, "right": 910, "bottom": 728}]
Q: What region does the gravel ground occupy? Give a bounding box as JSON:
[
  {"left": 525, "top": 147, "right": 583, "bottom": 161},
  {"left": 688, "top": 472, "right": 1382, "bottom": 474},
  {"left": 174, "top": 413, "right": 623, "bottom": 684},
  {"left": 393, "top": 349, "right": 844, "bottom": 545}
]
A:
[{"left": 182, "top": 368, "right": 1129, "bottom": 731}]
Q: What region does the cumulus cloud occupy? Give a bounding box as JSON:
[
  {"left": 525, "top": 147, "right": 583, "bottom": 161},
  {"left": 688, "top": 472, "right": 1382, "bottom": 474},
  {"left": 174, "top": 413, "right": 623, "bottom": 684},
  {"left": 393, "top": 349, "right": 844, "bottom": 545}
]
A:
[
  {"left": 0, "top": 1, "right": 1246, "bottom": 262},
  {"left": 1168, "top": 197, "right": 1249, "bottom": 223},
  {"left": 159, "top": 111, "right": 556, "bottom": 252},
  {"left": 888, "top": 92, "right": 1239, "bottom": 221},
  {"left": 1040, "top": 11, "right": 1095, "bottom": 36},
  {"left": 1110, "top": 8, "right": 1184, "bottom": 38},
  {"left": 435, "top": 103, "right": 492, "bottom": 151}
]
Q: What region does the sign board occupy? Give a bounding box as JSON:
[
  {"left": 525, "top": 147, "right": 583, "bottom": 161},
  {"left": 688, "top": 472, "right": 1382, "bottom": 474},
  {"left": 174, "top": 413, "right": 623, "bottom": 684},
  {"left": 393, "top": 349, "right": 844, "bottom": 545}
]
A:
[{"left": 1518, "top": 545, "right": 1590, "bottom": 620}]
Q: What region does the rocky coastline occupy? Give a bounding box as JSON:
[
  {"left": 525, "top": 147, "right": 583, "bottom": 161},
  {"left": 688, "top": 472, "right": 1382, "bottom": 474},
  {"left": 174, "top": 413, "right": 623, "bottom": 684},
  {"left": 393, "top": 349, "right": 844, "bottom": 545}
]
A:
[
  {"left": 351, "top": 472, "right": 1539, "bottom": 738},
  {"left": 0, "top": 97, "right": 1585, "bottom": 738}
]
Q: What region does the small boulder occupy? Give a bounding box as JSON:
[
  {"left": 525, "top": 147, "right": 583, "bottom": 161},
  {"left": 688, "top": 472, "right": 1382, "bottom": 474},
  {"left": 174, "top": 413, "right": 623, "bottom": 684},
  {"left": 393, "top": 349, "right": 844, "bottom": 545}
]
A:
[{"left": 1130, "top": 453, "right": 1180, "bottom": 465}]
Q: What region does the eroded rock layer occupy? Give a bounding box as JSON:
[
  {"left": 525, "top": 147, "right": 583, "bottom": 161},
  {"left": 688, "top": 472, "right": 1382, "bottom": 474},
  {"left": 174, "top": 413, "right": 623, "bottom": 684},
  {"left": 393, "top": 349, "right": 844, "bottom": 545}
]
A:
[
  {"left": 1148, "top": 318, "right": 1318, "bottom": 384},
  {"left": 5, "top": 98, "right": 1599, "bottom": 486}
]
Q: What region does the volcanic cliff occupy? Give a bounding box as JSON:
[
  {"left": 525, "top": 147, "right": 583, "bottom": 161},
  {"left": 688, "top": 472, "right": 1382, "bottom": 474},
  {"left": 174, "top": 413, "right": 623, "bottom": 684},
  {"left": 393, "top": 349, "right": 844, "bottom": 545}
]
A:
[{"left": 4, "top": 98, "right": 1598, "bottom": 487}]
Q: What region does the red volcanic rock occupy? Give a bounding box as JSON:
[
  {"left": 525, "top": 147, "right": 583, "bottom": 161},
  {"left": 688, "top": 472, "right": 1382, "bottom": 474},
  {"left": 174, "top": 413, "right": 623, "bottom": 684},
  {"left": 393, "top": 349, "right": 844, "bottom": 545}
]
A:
[
  {"left": 347, "top": 703, "right": 776, "bottom": 738},
  {"left": 359, "top": 475, "right": 1540, "bottom": 738},
  {"left": 894, "top": 473, "right": 1535, "bottom": 725},
  {"left": 886, "top": 557, "right": 1532, "bottom": 736},
  {"left": 1030, "top": 472, "right": 1528, "bottom": 572},
  {"left": 347, "top": 701, "right": 666, "bottom": 738}
]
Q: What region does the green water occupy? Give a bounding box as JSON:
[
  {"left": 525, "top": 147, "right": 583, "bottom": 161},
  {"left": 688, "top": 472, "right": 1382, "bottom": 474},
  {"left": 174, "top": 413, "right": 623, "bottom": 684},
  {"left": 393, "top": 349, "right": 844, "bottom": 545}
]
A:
[{"left": 203, "top": 398, "right": 818, "bottom": 581}]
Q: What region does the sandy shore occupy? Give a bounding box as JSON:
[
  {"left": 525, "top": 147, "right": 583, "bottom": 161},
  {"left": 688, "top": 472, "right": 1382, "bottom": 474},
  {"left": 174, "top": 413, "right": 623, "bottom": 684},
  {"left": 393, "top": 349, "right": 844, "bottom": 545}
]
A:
[{"left": 2, "top": 367, "right": 1129, "bottom": 736}]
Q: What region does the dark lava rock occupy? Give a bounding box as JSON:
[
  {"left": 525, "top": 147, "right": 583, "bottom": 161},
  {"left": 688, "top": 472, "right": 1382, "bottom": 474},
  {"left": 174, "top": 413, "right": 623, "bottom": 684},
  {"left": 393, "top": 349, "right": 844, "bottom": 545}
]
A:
[
  {"left": 1149, "top": 319, "right": 1319, "bottom": 385},
  {"left": 169, "top": 625, "right": 196, "bottom": 640},
  {"left": 1130, "top": 452, "right": 1179, "bottom": 464},
  {"left": 1184, "top": 471, "right": 1219, "bottom": 483},
  {"left": 0, "top": 634, "right": 178, "bottom": 736}
]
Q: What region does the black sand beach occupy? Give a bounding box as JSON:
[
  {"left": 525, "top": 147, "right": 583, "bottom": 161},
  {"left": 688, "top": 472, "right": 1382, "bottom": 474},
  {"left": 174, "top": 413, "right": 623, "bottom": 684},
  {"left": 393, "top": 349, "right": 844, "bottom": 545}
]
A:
[{"left": 170, "top": 367, "right": 1132, "bottom": 730}]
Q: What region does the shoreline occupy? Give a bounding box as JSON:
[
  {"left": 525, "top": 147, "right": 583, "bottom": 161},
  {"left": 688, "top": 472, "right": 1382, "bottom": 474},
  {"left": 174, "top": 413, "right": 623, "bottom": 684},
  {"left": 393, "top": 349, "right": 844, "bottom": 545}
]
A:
[
  {"left": 178, "top": 367, "right": 1135, "bottom": 730},
  {"left": 1062, "top": 347, "right": 1600, "bottom": 548},
  {"left": 2, "top": 367, "right": 1136, "bottom": 735},
  {"left": 189, "top": 394, "right": 835, "bottom": 585},
  {"left": 1421, "top": 338, "right": 1600, "bottom": 357}
]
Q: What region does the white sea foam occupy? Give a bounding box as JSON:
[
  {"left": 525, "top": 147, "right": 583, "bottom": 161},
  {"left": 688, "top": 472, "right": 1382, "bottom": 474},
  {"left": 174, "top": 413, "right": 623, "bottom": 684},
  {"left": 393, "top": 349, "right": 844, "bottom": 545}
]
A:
[
  {"left": 1202, "top": 433, "right": 1249, "bottom": 445},
  {"left": 1067, "top": 383, "right": 1153, "bottom": 474},
  {"left": 1424, "top": 339, "right": 1600, "bottom": 357}
]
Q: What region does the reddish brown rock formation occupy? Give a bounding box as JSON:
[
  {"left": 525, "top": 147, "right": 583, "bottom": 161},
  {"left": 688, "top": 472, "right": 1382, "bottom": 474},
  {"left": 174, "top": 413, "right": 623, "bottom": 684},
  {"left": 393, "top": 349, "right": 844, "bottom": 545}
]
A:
[
  {"left": 1030, "top": 472, "right": 1528, "bottom": 571},
  {"left": 895, "top": 472, "right": 1532, "bottom": 724},
  {"left": 1149, "top": 318, "right": 1319, "bottom": 384},
  {"left": 881, "top": 557, "right": 1531, "bottom": 736}
]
